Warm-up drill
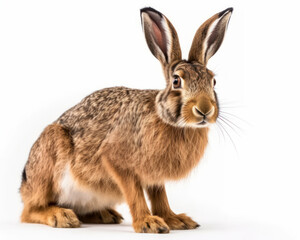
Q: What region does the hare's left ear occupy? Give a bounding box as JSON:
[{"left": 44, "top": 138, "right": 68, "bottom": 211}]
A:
[
  {"left": 188, "top": 8, "right": 233, "bottom": 65},
  {"left": 141, "top": 7, "right": 182, "bottom": 66}
]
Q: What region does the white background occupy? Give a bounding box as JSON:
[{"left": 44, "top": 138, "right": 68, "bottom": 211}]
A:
[{"left": 0, "top": 0, "right": 299, "bottom": 239}]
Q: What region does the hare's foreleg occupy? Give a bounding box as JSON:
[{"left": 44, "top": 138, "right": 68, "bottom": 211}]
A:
[
  {"left": 146, "top": 185, "right": 200, "bottom": 230},
  {"left": 20, "top": 124, "right": 80, "bottom": 228},
  {"left": 103, "top": 158, "right": 169, "bottom": 233}
]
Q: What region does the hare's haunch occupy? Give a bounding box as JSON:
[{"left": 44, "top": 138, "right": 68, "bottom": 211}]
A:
[{"left": 20, "top": 7, "right": 233, "bottom": 233}]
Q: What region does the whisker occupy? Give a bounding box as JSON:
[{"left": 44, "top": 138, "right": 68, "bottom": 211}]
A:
[
  {"left": 219, "top": 106, "right": 244, "bottom": 110},
  {"left": 215, "top": 121, "right": 226, "bottom": 142},
  {"left": 211, "top": 123, "right": 221, "bottom": 143},
  {"left": 216, "top": 119, "right": 238, "bottom": 154},
  {"left": 218, "top": 115, "right": 244, "bottom": 133},
  {"left": 219, "top": 110, "right": 251, "bottom": 126},
  {"left": 218, "top": 116, "right": 241, "bottom": 137},
  {"left": 219, "top": 99, "right": 244, "bottom": 106},
  {"left": 219, "top": 104, "right": 244, "bottom": 109}
]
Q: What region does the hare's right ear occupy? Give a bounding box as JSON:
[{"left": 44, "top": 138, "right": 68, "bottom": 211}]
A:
[
  {"left": 140, "top": 7, "right": 182, "bottom": 66},
  {"left": 188, "top": 8, "right": 233, "bottom": 65}
]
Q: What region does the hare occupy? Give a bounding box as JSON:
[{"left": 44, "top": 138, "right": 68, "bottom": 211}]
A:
[{"left": 20, "top": 7, "right": 233, "bottom": 233}]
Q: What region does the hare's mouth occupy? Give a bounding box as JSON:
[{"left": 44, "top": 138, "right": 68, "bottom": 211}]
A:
[{"left": 197, "top": 120, "right": 208, "bottom": 126}]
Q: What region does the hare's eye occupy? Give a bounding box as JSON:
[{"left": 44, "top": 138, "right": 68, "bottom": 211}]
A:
[
  {"left": 213, "top": 78, "right": 216, "bottom": 87},
  {"left": 173, "top": 75, "right": 182, "bottom": 89}
]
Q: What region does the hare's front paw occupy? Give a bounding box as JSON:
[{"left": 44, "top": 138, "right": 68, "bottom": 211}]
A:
[
  {"left": 164, "top": 213, "right": 200, "bottom": 230},
  {"left": 133, "top": 215, "right": 169, "bottom": 233}
]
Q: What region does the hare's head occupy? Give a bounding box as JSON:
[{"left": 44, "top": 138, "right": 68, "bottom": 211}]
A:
[{"left": 141, "top": 7, "right": 233, "bottom": 128}]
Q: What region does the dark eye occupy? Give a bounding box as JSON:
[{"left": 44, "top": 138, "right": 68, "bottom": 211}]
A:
[
  {"left": 213, "top": 78, "right": 216, "bottom": 86},
  {"left": 173, "top": 75, "right": 182, "bottom": 89}
]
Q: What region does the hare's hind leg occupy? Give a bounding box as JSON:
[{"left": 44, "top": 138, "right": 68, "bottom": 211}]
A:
[
  {"left": 78, "top": 208, "right": 123, "bottom": 224},
  {"left": 20, "top": 124, "right": 80, "bottom": 228},
  {"left": 21, "top": 205, "right": 80, "bottom": 228}
]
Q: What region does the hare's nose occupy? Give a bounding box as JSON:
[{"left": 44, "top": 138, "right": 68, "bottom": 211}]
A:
[{"left": 193, "top": 106, "right": 215, "bottom": 119}]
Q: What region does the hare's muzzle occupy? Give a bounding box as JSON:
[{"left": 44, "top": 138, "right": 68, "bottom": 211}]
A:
[{"left": 192, "top": 96, "right": 216, "bottom": 124}]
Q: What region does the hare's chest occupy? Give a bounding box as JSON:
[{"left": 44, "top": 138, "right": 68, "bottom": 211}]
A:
[
  {"left": 107, "top": 124, "right": 208, "bottom": 182},
  {"left": 140, "top": 137, "right": 208, "bottom": 182}
]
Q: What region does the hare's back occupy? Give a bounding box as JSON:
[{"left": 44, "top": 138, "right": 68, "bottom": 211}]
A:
[{"left": 56, "top": 87, "right": 158, "bottom": 142}]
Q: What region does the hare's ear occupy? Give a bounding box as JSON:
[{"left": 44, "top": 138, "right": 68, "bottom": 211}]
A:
[
  {"left": 188, "top": 8, "right": 233, "bottom": 65},
  {"left": 141, "top": 7, "right": 182, "bottom": 66}
]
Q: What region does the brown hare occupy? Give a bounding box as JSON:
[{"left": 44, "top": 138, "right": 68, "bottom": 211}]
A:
[{"left": 20, "top": 7, "right": 233, "bottom": 233}]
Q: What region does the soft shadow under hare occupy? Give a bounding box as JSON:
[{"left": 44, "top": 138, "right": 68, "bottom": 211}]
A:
[{"left": 20, "top": 7, "right": 233, "bottom": 233}]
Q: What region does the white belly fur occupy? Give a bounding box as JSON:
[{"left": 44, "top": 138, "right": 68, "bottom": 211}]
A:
[{"left": 58, "top": 165, "right": 122, "bottom": 214}]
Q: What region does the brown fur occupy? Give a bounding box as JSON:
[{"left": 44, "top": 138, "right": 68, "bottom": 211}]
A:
[
  {"left": 78, "top": 208, "right": 123, "bottom": 224},
  {"left": 146, "top": 185, "right": 199, "bottom": 230},
  {"left": 20, "top": 7, "right": 233, "bottom": 233}
]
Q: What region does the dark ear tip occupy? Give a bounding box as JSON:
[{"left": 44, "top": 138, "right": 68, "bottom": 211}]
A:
[
  {"left": 218, "top": 7, "right": 234, "bottom": 17},
  {"left": 140, "top": 7, "right": 163, "bottom": 17}
]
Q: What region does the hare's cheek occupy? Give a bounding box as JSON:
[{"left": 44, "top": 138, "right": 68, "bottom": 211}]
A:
[
  {"left": 181, "top": 101, "right": 198, "bottom": 124},
  {"left": 164, "top": 91, "right": 183, "bottom": 121}
]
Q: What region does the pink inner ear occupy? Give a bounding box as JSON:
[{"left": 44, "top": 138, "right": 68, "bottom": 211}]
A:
[{"left": 151, "top": 21, "right": 167, "bottom": 56}]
